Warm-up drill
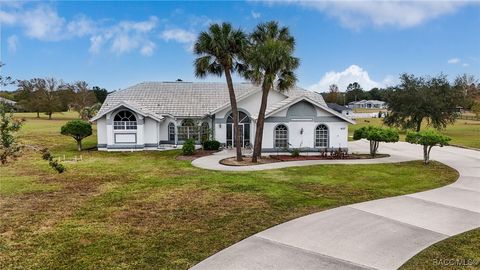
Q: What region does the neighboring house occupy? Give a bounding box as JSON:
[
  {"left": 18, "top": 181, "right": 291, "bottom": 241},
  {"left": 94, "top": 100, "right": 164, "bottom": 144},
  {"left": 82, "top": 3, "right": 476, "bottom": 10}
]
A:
[
  {"left": 91, "top": 82, "right": 355, "bottom": 152},
  {"left": 348, "top": 100, "right": 386, "bottom": 109},
  {"left": 326, "top": 103, "right": 352, "bottom": 117},
  {"left": 0, "top": 96, "right": 17, "bottom": 106}
]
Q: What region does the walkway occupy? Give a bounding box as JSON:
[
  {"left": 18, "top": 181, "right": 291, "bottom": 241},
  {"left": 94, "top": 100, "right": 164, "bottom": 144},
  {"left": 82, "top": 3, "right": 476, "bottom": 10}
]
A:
[{"left": 191, "top": 141, "right": 480, "bottom": 270}]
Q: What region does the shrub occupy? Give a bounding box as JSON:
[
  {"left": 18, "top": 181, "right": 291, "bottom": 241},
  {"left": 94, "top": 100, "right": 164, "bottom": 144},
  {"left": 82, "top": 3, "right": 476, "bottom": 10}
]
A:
[
  {"left": 406, "top": 129, "right": 450, "bottom": 164},
  {"left": 202, "top": 140, "right": 221, "bottom": 150},
  {"left": 0, "top": 104, "right": 24, "bottom": 164},
  {"left": 60, "top": 120, "right": 92, "bottom": 151},
  {"left": 291, "top": 148, "right": 300, "bottom": 157},
  {"left": 182, "top": 139, "right": 195, "bottom": 155},
  {"left": 40, "top": 148, "right": 66, "bottom": 173},
  {"left": 353, "top": 126, "right": 399, "bottom": 157}
]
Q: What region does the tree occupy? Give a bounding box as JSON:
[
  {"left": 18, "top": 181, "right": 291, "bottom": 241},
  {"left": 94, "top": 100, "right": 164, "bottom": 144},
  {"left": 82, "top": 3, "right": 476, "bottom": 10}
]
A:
[
  {"left": 453, "top": 74, "right": 479, "bottom": 109},
  {"left": 346, "top": 82, "right": 364, "bottom": 103},
  {"left": 406, "top": 129, "right": 450, "bottom": 164},
  {"left": 384, "top": 74, "right": 463, "bottom": 132},
  {"left": 324, "top": 84, "right": 343, "bottom": 104},
  {"left": 69, "top": 81, "right": 97, "bottom": 119},
  {"left": 80, "top": 103, "right": 102, "bottom": 120},
  {"left": 17, "top": 78, "right": 45, "bottom": 118},
  {"left": 41, "top": 78, "right": 63, "bottom": 120},
  {"left": 193, "top": 22, "right": 248, "bottom": 161},
  {"left": 242, "top": 21, "right": 299, "bottom": 162},
  {"left": 0, "top": 62, "right": 15, "bottom": 87},
  {"left": 353, "top": 126, "right": 399, "bottom": 157},
  {"left": 92, "top": 86, "right": 109, "bottom": 104},
  {"left": 471, "top": 102, "right": 480, "bottom": 119},
  {"left": 60, "top": 120, "right": 92, "bottom": 151},
  {"left": 0, "top": 104, "right": 24, "bottom": 164}
]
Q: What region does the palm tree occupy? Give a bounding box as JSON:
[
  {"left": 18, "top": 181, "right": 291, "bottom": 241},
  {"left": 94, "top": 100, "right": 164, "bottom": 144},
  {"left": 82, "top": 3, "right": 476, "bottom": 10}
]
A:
[
  {"left": 194, "top": 23, "right": 248, "bottom": 161},
  {"left": 243, "top": 21, "right": 299, "bottom": 162}
]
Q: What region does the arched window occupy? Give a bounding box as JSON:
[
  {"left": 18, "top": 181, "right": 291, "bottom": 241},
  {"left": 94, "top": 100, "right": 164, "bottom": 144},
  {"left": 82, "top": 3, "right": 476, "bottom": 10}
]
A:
[
  {"left": 274, "top": 124, "right": 288, "bottom": 148},
  {"left": 201, "top": 122, "right": 209, "bottom": 141},
  {"left": 315, "top": 124, "right": 329, "bottom": 148},
  {"left": 113, "top": 110, "right": 137, "bottom": 130},
  {"left": 226, "top": 111, "right": 250, "bottom": 147},
  {"left": 168, "top": 122, "right": 175, "bottom": 141}
]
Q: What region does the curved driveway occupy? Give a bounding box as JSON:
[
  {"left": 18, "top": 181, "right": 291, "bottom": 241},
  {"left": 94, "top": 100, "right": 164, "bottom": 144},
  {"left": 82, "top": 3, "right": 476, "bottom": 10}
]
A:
[{"left": 191, "top": 141, "right": 480, "bottom": 270}]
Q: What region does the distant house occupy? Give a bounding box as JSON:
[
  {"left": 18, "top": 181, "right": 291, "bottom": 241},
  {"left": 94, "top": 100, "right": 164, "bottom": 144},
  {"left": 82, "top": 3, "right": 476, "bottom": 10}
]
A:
[
  {"left": 91, "top": 82, "right": 355, "bottom": 152},
  {"left": 348, "top": 100, "right": 386, "bottom": 109},
  {"left": 0, "top": 97, "right": 17, "bottom": 107},
  {"left": 327, "top": 103, "right": 352, "bottom": 117}
]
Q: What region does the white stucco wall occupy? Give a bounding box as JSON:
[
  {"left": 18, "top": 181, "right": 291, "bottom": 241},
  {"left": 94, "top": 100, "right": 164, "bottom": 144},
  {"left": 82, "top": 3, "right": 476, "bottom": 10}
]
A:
[
  {"left": 144, "top": 118, "right": 159, "bottom": 144},
  {"left": 96, "top": 118, "right": 107, "bottom": 145}
]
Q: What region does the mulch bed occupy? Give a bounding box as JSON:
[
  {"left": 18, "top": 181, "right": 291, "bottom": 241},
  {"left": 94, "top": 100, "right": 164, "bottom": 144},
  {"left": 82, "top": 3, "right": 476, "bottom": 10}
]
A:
[
  {"left": 219, "top": 153, "right": 390, "bottom": 166},
  {"left": 220, "top": 156, "right": 279, "bottom": 166},
  {"left": 176, "top": 150, "right": 218, "bottom": 161},
  {"left": 270, "top": 153, "right": 390, "bottom": 162}
]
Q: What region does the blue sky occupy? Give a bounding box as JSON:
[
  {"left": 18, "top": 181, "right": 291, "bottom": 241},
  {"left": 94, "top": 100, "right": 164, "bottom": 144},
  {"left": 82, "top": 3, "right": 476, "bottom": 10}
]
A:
[{"left": 1, "top": 1, "right": 479, "bottom": 92}]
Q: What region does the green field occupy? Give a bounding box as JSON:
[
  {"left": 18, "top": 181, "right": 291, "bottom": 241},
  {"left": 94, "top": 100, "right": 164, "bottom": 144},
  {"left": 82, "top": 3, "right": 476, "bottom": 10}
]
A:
[
  {"left": 0, "top": 112, "right": 461, "bottom": 269},
  {"left": 349, "top": 118, "right": 480, "bottom": 149}
]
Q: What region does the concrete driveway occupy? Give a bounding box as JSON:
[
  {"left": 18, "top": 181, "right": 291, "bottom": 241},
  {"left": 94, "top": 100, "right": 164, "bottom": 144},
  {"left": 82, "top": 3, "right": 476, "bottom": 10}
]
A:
[{"left": 191, "top": 141, "right": 480, "bottom": 270}]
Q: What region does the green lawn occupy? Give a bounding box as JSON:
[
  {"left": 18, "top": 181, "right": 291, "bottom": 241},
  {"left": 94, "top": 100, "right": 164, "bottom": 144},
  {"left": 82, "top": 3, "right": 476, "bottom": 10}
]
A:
[
  {"left": 349, "top": 118, "right": 480, "bottom": 149},
  {"left": 401, "top": 228, "right": 480, "bottom": 270},
  {"left": 0, "top": 112, "right": 460, "bottom": 269}
]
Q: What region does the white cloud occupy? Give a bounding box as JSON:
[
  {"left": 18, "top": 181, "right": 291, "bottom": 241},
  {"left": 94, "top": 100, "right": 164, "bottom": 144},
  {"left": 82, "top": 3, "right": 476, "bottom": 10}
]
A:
[
  {"left": 140, "top": 41, "right": 156, "bottom": 56},
  {"left": 267, "top": 1, "right": 472, "bottom": 29},
  {"left": 448, "top": 58, "right": 461, "bottom": 64},
  {"left": 462, "top": 63, "right": 470, "bottom": 67},
  {"left": 22, "top": 5, "right": 65, "bottom": 40},
  {"left": 308, "top": 65, "right": 393, "bottom": 92},
  {"left": 7, "top": 35, "right": 18, "bottom": 53},
  {"left": 251, "top": 11, "right": 261, "bottom": 19},
  {"left": 66, "top": 15, "right": 96, "bottom": 37},
  {"left": 160, "top": 28, "right": 196, "bottom": 51}
]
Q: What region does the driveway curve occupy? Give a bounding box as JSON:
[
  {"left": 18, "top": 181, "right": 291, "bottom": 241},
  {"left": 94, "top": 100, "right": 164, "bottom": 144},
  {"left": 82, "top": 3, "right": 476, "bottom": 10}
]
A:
[{"left": 191, "top": 141, "right": 480, "bottom": 270}]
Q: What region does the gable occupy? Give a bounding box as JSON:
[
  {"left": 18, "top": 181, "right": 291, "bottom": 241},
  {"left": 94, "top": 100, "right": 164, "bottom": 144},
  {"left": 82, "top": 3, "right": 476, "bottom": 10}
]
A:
[{"left": 286, "top": 101, "right": 316, "bottom": 117}]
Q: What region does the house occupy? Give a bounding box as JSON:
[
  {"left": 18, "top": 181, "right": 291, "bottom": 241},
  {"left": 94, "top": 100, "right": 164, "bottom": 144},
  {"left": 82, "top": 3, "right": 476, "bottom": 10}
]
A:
[
  {"left": 348, "top": 100, "right": 386, "bottom": 109},
  {"left": 326, "top": 103, "right": 352, "bottom": 117},
  {"left": 0, "top": 96, "right": 17, "bottom": 106},
  {"left": 91, "top": 82, "right": 355, "bottom": 152}
]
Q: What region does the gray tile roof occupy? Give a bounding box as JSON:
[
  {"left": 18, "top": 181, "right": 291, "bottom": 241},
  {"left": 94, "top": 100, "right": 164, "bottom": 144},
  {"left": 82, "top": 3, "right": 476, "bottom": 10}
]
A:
[
  {"left": 0, "top": 97, "right": 16, "bottom": 105},
  {"left": 97, "top": 81, "right": 326, "bottom": 118}
]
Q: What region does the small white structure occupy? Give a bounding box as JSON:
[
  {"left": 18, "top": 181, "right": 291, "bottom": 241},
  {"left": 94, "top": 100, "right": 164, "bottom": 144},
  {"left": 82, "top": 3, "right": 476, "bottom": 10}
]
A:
[
  {"left": 91, "top": 82, "right": 355, "bottom": 152},
  {"left": 348, "top": 100, "right": 386, "bottom": 109}
]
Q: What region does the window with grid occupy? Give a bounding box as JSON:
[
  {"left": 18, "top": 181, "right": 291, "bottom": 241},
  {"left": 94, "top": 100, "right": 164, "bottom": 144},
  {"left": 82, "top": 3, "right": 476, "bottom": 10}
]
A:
[
  {"left": 113, "top": 110, "right": 137, "bottom": 130},
  {"left": 315, "top": 124, "right": 328, "bottom": 148},
  {"left": 168, "top": 122, "right": 175, "bottom": 141},
  {"left": 275, "top": 125, "right": 288, "bottom": 148}
]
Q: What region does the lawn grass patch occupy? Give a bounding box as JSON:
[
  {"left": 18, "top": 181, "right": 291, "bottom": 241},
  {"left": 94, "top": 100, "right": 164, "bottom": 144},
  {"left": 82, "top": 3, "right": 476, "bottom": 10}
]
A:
[
  {"left": 400, "top": 228, "right": 480, "bottom": 270},
  {"left": 0, "top": 112, "right": 461, "bottom": 269}
]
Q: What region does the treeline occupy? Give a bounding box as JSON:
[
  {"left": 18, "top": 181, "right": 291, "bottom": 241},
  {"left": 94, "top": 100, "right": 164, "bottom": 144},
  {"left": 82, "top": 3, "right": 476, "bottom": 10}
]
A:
[
  {"left": 1, "top": 78, "right": 108, "bottom": 120},
  {"left": 322, "top": 74, "right": 480, "bottom": 110}
]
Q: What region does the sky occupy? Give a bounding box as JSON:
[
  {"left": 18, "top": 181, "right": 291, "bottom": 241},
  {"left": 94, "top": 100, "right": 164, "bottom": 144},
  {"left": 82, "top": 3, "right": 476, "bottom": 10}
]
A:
[{"left": 1, "top": 1, "right": 479, "bottom": 92}]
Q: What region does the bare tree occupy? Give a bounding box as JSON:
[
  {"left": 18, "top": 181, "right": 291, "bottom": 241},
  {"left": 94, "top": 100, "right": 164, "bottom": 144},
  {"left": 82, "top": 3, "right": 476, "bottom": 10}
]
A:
[
  {"left": 42, "top": 78, "right": 62, "bottom": 120},
  {"left": 69, "top": 81, "right": 97, "bottom": 119}
]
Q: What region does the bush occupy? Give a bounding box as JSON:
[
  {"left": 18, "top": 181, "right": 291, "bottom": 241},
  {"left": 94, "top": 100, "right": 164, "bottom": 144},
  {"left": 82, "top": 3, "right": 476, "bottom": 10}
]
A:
[
  {"left": 291, "top": 148, "right": 300, "bottom": 157},
  {"left": 202, "top": 140, "right": 221, "bottom": 150},
  {"left": 60, "top": 120, "right": 92, "bottom": 151},
  {"left": 182, "top": 139, "right": 195, "bottom": 155},
  {"left": 40, "top": 148, "right": 66, "bottom": 173},
  {"left": 406, "top": 129, "right": 450, "bottom": 164},
  {"left": 353, "top": 126, "right": 399, "bottom": 157}
]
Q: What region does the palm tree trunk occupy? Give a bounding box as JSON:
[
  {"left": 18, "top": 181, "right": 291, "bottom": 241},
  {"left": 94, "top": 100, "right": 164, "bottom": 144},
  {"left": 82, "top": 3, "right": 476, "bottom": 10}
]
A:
[
  {"left": 225, "top": 69, "right": 243, "bottom": 161},
  {"left": 252, "top": 84, "right": 270, "bottom": 163}
]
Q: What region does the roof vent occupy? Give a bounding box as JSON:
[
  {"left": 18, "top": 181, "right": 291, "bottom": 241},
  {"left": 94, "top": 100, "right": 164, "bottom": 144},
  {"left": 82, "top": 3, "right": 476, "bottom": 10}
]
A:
[{"left": 176, "top": 79, "right": 183, "bottom": 82}]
